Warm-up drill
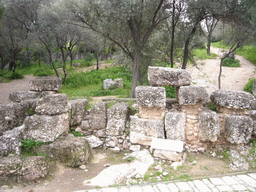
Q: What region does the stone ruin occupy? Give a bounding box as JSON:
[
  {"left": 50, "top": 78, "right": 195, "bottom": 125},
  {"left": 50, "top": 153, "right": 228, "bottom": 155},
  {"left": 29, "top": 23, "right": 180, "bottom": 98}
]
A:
[{"left": 1, "top": 67, "right": 256, "bottom": 185}]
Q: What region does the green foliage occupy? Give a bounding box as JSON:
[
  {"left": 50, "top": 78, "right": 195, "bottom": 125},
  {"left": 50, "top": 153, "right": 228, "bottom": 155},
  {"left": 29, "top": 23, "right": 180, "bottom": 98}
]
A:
[
  {"left": 244, "top": 78, "right": 255, "bottom": 94},
  {"left": 1, "top": 71, "right": 24, "bottom": 80},
  {"left": 70, "top": 131, "right": 84, "bottom": 137},
  {"left": 222, "top": 58, "right": 240, "bottom": 67},
  {"left": 164, "top": 86, "right": 176, "bottom": 98},
  {"left": 211, "top": 41, "right": 231, "bottom": 49},
  {"left": 209, "top": 103, "right": 219, "bottom": 113},
  {"left": 27, "top": 108, "right": 36, "bottom": 116},
  {"left": 236, "top": 46, "right": 256, "bottom": 65},
  {"left": 33, "top": 69, "right": 55, "bottom": 77},
  {"left": 193, "top": 48, "right": 218, "bottom": 60},
  {"left": 21, "top": 139, "right": 44, "bottom": 156}
]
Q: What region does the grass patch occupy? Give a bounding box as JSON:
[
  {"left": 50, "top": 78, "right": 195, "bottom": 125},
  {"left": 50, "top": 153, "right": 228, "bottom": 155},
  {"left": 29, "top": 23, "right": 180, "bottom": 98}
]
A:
[
  {"left": 69, "top": 130, "right": 84, "bottom": 137},
  {"left": 193, "top": 48, "right": 218, "bottom": 60},
  {"left": 0, "top": 70, "right": 24, "bottom": 81},
  {"left": 211, "top": 40, "right": 231, "bottom": 49},
  {"left": 164, "top": 86, "right": 176, "bottom": 98},
  {"left": 21, "top": 138, "right": 44, "bottom": 156},
  {"left": 236, "top": 46, "right": 256, "bottom": 66},
  {"left": 222, "top": 58, "right": 240, "bottom": 67},
  {"left": 244, "top": 78, "right": 255, "bottom": 94}
]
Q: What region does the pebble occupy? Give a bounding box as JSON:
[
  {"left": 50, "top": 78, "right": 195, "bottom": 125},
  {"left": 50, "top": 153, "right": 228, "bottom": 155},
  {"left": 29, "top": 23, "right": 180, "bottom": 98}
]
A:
[{"left": 79, "top": 165, "right": 87, "bottom": 170}]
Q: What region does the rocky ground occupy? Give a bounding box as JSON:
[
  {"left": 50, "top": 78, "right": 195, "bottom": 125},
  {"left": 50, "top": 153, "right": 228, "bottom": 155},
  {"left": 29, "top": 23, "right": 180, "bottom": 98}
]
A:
[{"left": 0, "top": 49, "right": 256, "bottom": 192}]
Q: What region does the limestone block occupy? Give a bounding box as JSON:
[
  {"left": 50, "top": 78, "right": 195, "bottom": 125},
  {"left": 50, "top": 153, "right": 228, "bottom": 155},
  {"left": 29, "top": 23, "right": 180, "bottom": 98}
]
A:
[
  {"left": 105, "top": 136, "right": 118, "bottom": 148},
  {"left": 251, "top": 100, "right": 256, "bottom": 110},
  {"left": 153, "top": 149, "right": 183, "bottom": 162},
  {"left": 130, "top": 116, "right": 164, "bottom": 146},
  {"left": 136, "top": 86, "right": 166, "bottom": 120},
  {"left": 0, "top": 125, "right": 24, "bottom": 157},
  {"left": 85, "top": 135, "right": 103, "bottom": 148},
  {"left": 103, "top": 79, "right": 115, "bottom": 90},
  {"left": 210, "top": 90, "right": 254, "bottom": 109},
  {"left": 69, "top": 99, "right": 88, "bottom": 126},
  {"left": 148, "top": 66, "right": 192, "bottom": 86},
  {"left": 89, "top": 102, "right": 107, "bottom": 130},
  {"left": 106, "top": 103, "right": 129, "bottom": 136},
  {"left": 151, "top": 138, "right": 184, "bottom": 152},
  {"left": 253, "top": 79, "right": 256, "bottom": 97},
  {"left": 199, "top": 110, "right": 220, "bottom": 142},
  {"left": 20, "top": 99, "right": 39, "bottom": 113},
  {"left": 36, "top": 134, "right": 91, "bottom": 167},
  {"left": 114, "top": 78, "right": 123, "bottom": 88},
  {"left": 9, "top": 91, "right": 41, "bottom": 103},
  {"left": 165, "top": 112, "right": 186, "bottom": 141},
  {"left": 179, "top": 86, "right": 208, "bottom": 105},
  {"left": 22, "top": 113, "right": 69, "bottom": 143},
  {"left": 29, "top": 76, "right": 62, "bottom": 91},
  {"left": 225, "top": 115, "right": 253, "bottom": 144},
  {"left": 21, "top": 156, "right": 49, "bottom": 183},
  {"left": 0, "top": 103, "right": 28, "bottom": 132},
  {"left": 249, "top": 110, "right": 256, "bottom": 136},
  {"left": 35, "top": 94, "right": 69, "bottom": 115}
]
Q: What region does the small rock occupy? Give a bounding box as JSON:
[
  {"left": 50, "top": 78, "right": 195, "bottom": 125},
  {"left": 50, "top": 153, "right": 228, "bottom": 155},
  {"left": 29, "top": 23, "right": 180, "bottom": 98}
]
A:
[
  {"left": 211, "top": 152, "right": 217, "bottom": 157},
  {"left": 150, "top": 173, "right": 154, "bottom": 176},
  {"left": 171, "top": 162, "right": 183, "bottom": 170},
  {"left": 112, "top": 147, "right": 121, "bottom": 153},
  {"left": 129, "top": 145, "right": 141, "bottom": 152},
  {"left": 162, "top": 172, "right": 169, "bottom": 176},
  {"left": 75, "top": 127, "right": 82, "bottom": 132},
  {"left": 104, "top": 164, "right": 111, "bottom": 167},
  {"left": 84, "top": 169, "right": 89, "bottom": 172},
  {"left": 79, "top": 165, "right": 87, "bottom": 170},
  {"left": 189, "top": 161, "right": 197, "bottom": 165}
]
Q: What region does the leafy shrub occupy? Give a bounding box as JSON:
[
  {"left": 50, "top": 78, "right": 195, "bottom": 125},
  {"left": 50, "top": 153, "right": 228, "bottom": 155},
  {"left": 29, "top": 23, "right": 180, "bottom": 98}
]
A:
[
  {"left": 33, "top": 69, "right": 54, "bottom": 77},
  {"left": 244, "top": 78, "right": 255, "bottom": 94},
  {"left": 21, "top": 138, "right": 44, "bottom": 156},
  {"left": 222, "top": 58, "right": 240, "bottom": 67},
  {"left": 164, "top": 86, "right": 176, "bottom": 98},
  {"left": 4, "top": 71, "right": 24, "bottom": 80},
  {"left": 236, "top": 45, "right": 256, "bottom": 66},
  {"left": 70, "top": 131, "right": 84, "bottom": 137}
]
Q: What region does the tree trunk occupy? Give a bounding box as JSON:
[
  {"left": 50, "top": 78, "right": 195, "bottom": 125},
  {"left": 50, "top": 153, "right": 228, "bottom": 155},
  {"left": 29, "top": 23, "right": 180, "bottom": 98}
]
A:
[
  {"left": 96, "top": 52, "right": 99, "bottom": 70},
  {"left": 70, "top": 51, "right": 73, "bottom": 67},
  {"left": 60, "top": 48, "right": 67, "bottom": 82},
  {"left": 218, "top": 58, "right": 224, "bottom": 89},
  {"left": 130, "top": 51, "right": 140, "bottom": 98},
  {"left": 48, "top": 49, "right": 59, "bottom": 78},
  {"left": 170, "top": 0, "right": 176, "bottom": 68},
  {"left": 207, "top": 33, "right": 212, "bottom": 56},
  {"left": 1, "top": 56, "right": 5, "bottom": 70}
]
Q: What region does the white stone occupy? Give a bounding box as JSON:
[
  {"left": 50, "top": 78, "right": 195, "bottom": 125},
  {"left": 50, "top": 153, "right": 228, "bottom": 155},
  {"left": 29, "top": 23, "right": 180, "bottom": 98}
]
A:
[
  {"left": 130, "top": 145, "right": 141, "bottom": 152},
  {"left": 79, "top": 165, "right": 87, "bottom": 170},
  {"left": 187, "top": 181, "right": 199, "bottom": 192},
  {"left": 156, "top": 184, "right": 170, "bottom": 192},
  {"left": 216, "top": 185, "right": 234, "bottom": 191},
  {"left": 151, "top": 138, "right": 184, "bottom": 152},
  {"left": 176, "top": 182, "right": 193, "bottom": 191},
  {"left": 171, "top": 162, "right": 183, "bottom": 170},
  {"left": 129, "top": 186, "right": 143, "bottom": 192},
  {"left": 85, "top": 135, "right": 103, "bottom": 148},
  {"left": 230, "top": 184, "right": 248, "bottom": 191},
  {"left": 209, "top": 178, "right": 226, "bottom": 186},
  {"left": 101, "top": 188, "right": 119, "bottom": 192},
  {"left": 221, "top": 176, "right": 238, "bottom": 185},
  {"left": 237, "top": 174, "right": 256, "bottom": 187},
  {"left": 119, "top": 187, "right": 130, "bottom": 192},
  {"left": 142, "top": 186, "right": 155, "bottom": 192},
  {"left": 167, "top": 183, "right": 179, "bottom": 192},
  {"left": 193, "top": 180, "right": 211, "bottom": 192}
]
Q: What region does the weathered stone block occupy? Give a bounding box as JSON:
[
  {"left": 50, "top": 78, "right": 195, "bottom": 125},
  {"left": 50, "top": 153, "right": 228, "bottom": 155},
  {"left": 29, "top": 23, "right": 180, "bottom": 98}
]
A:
[
  {"left": 85, "top": 135, "right": 103, "bottom": 148},
  {"left": 249, "top": 110, "right": 256, "bottom": 136},
  {"left": 165, "top": 112, "right": 186, "bottom": 141},
  {"left": 114, "top": 78, "right": 123, "bottom": 88},
  {"left": 225, "top": 115, "right": 253, "bottom": 144},
  {"left": 179, "top": 86, "right": 208, "bottom": 105},
  {"left": 69, "top": 99, "right": 88, "bottom": 126},
  {"left": 153, "top": 149, "right": 183, "bottom": 162},
  {"left": 103, "top": 79, "right": 115, "bottom": 90},
  {"left": 36, "top": 134, "right": 91, "bottom": 167},
  {"left": 21, "top": 156, "right": 49, "bottom": 183},
  {"left": 29, "top": 76, "right": 62, "bottom": 91},
  {"left": 105, "top": 136, "right": 118, "bottom": 148},
  {"left": 210, "top": 90, "right": 254, "bottom": 109},
  {"left": 89, "top": 102, "right": 107, "bottom": 130},
  {"left": 22, "top": 113, "right": 69, "bottom": 142},
  {"left": 0, "top": 103, "right": 28, "bottom": 132},
  {"left": 199, "top": 110, "right": 220, "bottom": 142},
  {"left": 35, "top": 94, "right": 69, "bottom": 115},
  {"left": 20, "top": 99, "right": 39, "bottom": 112},
  {"left": 148, "top": 66, "right": 192, "bottom": 87},
  {"left": 253, "top": 79, "right": 256, "bottom": 97},
  {"left": 9, "top": 91, "right": 41, "bottom": 103},
  {"left": 130, "top": 116, "right": 164, "bottom": 146},
  {"left": 151, "top": 138, "right": 184, "bottom": 152},
  {"left": 0, "top": 125, "right": 24, "bottom": 156},
  {"left": 106, "top": 103, "right": 129, "bottom": 136}
]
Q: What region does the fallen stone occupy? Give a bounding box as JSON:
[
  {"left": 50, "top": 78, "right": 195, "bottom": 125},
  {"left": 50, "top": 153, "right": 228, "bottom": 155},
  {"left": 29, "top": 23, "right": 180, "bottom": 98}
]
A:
[
  {"left": 165, "top": 112, "right": 186, "bottom": 141},
  {"left": 225, "top": 115, "right": 253, "bottom": 144},
  {"left": 79, "top": 165, "right": 87, "bottom": 170},
  {"left": 171, "top": 162, "right": 183, "bottom": 170},
  {"left": 85, "top": 135, "right": 103, "bottom": 148},
  {"left": 103, "top": 79, "right": 115, "bottom": 90},
  {"left": 36, "top": 134, "right": 91, "bottom": 167},
  {"left": 114, "top": 78, "right": 123, "bottom": 88},
  {"left": 0, "top": 103, "right": 29, "bottom": 132},
  {"left": 22, "top": 113, "right": 69, "bottom": 143},
  {"left": 179, "top": 86, "right": 208, "bottom": 105},
  {"left": 249, "top": 110, "right": 256, "bottom": 136},
  {"left": 229, "top": 149, "right": 250, "bottom": 171},
  {"left": 106, "top": 103, "right": 129, "bottom": 136},
  {"left": 29, "top": 76, "right": 62, "bottom": 91},
  {"left": 253, "top": 79, "right": 256, "bottom": 97},
  {"left": 210, "top": 90, "right": 254, "bottom": 109},
  {"left": 151, "top": 138, "right": 184, "bottom": 153},
  {"left": 105, "top": 137, "right": 118, "bottom": 148},
  {"left": 148, "top": 66, "right": 192, "bottom": 87},
  {"left": 129, "top": 145, "right": 141, "bottom": 152},
  {"left": 199, "top": 110, "right": 220, "bottom": 142},
  {"left": 9, "top": 91, "right": 41, "bottom": 103},
  {"left": 69, "top": 99, "right": 88, "bottom": 126},
  {"left": 153, "top": 149, "right": 183, "bottom": 162},
  {"left": 130, "top": 116, "right": 165, "bottom": 146},
  {"left": 0, "top": 125, "right": 24, "bottom": 156},
  {"left": 89, "top": 103, "right": 107, "bottom": 130},
  {"left": 35, "top": 94, "right": 69, "bottom": 115},
  {"left": 112, "top": 147, "right": 121, "bottom": 153}
]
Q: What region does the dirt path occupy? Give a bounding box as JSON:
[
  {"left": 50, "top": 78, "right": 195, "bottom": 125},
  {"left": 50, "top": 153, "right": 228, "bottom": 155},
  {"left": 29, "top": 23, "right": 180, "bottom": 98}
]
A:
[
  {"left": 186, "top": 47, "right": 256, "bottom": 96},
  {"left": 0, "top": 75, "right": 36, "bottom": 105}
]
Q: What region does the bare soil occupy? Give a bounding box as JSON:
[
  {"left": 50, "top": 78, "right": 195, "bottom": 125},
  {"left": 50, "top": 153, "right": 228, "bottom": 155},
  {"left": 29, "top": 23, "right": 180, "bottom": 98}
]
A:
[{"left": 0, "top": 51, "right": 255, "bottom": 191}]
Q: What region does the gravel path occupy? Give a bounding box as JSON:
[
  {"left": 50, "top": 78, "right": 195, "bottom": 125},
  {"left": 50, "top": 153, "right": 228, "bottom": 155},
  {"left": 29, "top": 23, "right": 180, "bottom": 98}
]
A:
[{"left": 0, "top": 75, "right": 36, "bottom": 105}]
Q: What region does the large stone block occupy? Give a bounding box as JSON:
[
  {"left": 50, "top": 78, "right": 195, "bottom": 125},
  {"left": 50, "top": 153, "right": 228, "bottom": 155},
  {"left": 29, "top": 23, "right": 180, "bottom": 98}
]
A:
[
  {"left": 136, "top": 86, "right": 166, "bottom": 120},
  {"left": 210, "top": 90, "right": 254, "bottom": 109},
  {"left": 106, "top": 103, "right": 129, "bottom": 136},
  {"left": 69, "top": 99, "right": 88, "bottom": 126},
  {"left": 179, "top": 86, "right": 208, "bottom": 105},
  {"left": 35, "top": 94, "right": 69, "bottom": 115},
  {"left": 225, "top": 115, "right": 253, "bottom": 144},
  {"left": 9, "top": 91, "right": 41, "bottom": 103},
  {"left": 249, "top": 110, "right": 256, "bottom": 136},
  {"left": 165, "top": 112, "right": 186, "bottom": 141},
  {"left": 153, "top": 150, "right": 183, "bottom": 162},
  {"left": 36, "top": 134, "right": 91, "bottom": 167},
  {"left": 29, "top": 76, "right": 62, "bottom": 91},
  {"left": 199, "top": 110, "right": 220, "bottom": 142},
  {"left": 0, "top": 103, "right": 28, "bottom": 132},
  {"left": 148, "top": 66, "right": 192, "bottom": 87},
  {"left": 0, "top": 125, "right": 24, "bottom": 157},
  {"left": 22, "top": 113, "right": 69, "bottom": 142},
  {"left": 151, "top": 138, "right": 184, "bottom": 152},
  {"left": 253, "top": 79, "right": 256, "bottom": 97},
  {"left": 103, "top": 78, "right": 123, "bottom": 90},
  {"left": 89, "top": 102, "right": 107, "bottom": 130},
  {"left": 130, "top": 116, "right": 164, "bottom": 146}
]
